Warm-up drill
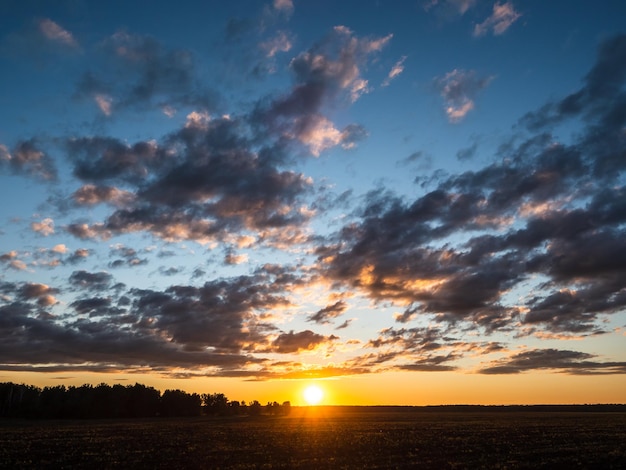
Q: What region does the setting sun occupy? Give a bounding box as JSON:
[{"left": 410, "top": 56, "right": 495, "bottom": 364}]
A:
[{"left": 303, "top": 385, "right": 324, "bottom": 405}]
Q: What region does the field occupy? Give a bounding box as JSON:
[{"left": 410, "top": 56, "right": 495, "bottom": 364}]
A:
[{"left": 1, "top": 407, "right": 625, "bottom": 469}]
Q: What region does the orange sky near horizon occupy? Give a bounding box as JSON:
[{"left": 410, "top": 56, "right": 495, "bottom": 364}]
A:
[{"left": 6, "top": 370, "right": 626, "bottom": 407}]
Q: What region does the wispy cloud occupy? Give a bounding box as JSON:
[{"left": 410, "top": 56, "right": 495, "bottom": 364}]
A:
[
  {"left": 434, "top": 69, "right": 494, "bottom": 122},
  {"left": 474, "top": 2, "right": 521, "bottom": 37},
  {"left": 382, "top": 56, "right": 407, "bottom": 87},
  {"left": 38, "top": 18, "right": 79, "bottom": 49}
]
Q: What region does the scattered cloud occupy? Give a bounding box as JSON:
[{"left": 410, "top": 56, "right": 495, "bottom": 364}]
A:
[
  {"left": 74, "top": 31, "right": 217, "bottom": 114},
  {"left": 0, "top": 140, "right": 57, "bottom": 181},
  {"left": 260, "top": 31, "right": 292, "bottom": 58},
  {"left": 31, "top": 218, "right": 55, "bottom": 236},
  {"left": 0, "top": 18, "right": 80, "bottom": 59},
  {"left": 38, "top": 19, "right": 79, "bottom": 49},
  {"left": 474, "top": 2, "right": 521, "bottom": 37},
  {"left": 382, "top": 55, "right": 407, "bottom": 87},
  {"left": 273, "top": 0, "right": 294, "bottom": 14},
  {"left": 479, "top": 349, "right": 626, "bottom": 375},
  {"left": 307, "top": 300, "right": 347, "bottom": 324},
  {"left": 270, "top": 330, "right": 338, "bottom": 353},
  {"left": 423, "top": 0, "right": 477, "bottom": 16},
  {"left": 434, "top": 69, "right": 494, "bottom": 122}
]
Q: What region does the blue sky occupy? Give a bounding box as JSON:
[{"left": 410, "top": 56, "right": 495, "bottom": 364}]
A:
[{"left": 1, "top": 0, "right": 625, "bottom": 404}]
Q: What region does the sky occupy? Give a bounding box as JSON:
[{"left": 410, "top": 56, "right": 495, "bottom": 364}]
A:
[{"left": 1, "top": 0, "right": 626, "bottom": 406}]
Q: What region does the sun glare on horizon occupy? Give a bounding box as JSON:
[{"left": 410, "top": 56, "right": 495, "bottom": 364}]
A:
[{"left": 303, "top": 385, "right": 324, "bottom": 405}]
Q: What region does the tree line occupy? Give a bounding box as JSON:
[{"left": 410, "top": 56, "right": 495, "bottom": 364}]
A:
[{"left": 0, "top": 382, "right": 291, "bottom": 419}]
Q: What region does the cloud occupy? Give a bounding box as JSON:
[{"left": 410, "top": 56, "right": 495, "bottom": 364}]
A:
[
  {"left": 74, "top": 31, "right": 217, "bottom": 115},
  {"left": 456, "top": 142, "right": 478, "bottom": 160},
  {"left": 291, "top": 115, "right": 367, "bottom": 156},
  {"left": 0, "top": 267, "right": 317, "bottom": 375},
  {"left": 1, "top": 20, "right": 625, "bottom": 381},
  {"left": 38, "top": 19, "right": 78, "bottom": 48},
  {"left": 63, "top": 115, "right": 314, "bottom": 246},
  {"left": 434, "top": 69, "right": 494, "bottom": 122},
  {"left": 65, "top": 222, "right": 108, "bottom": 240},
  {"left": 397, "top": 150, "right": 432, "bottom": 170},
  {"left": 270, "top": 330, "right": 338, "bottom": 353},
  {"left": 66, "top": 137, "right": 163, "bottom": 183},
  {"left": 521, "top": 34, "right": 626, "bottom": 136},
  {"left": 423, "top": 0, "right": 477, "bottom": 15},
  {"left": 479, "top": 349, "right": 626, "bottom": 375},
  {"left": 94, "top": 94, "right": 113, "bottom": 116},
  {"left": 224, "top": 251, "right": 248, "bottom": 265},
  {"left": 382, "top": 56, "right": 407, "bottom": 87},
  {"left": 254, "top": 25, "right": 390, "bottom": 154},
  {"left": 273, "top": 0, "right": 294, "bottom": 14},
  {"left": 0, "top": 139, "right": 57, "bottom": 181},
  {"left": 260, "top": 31, "right": 292, "bottom": 58},
  {"left": 398, "top": 356, "right": 458, "bottom": 372},
  {"left": 0, "top": 251, "right": 18, "bottom": 263},
  {"left": 69, "top": 270, "right": 114, "bottom": 291},
  {"left": 109, "top": 244, "right": 148, "bottom": 268},
  {"left": 73, "top": 184, "right": 135, "bottom": 207},
  {"left": 307, "top": 300, "right": 347, "bottom": 324},
  {"left": 66, "top": 248, "right": 91, "bottom": 264},
  {"left": 315, "top": 34, "right": 626, "bottom": 340},
  {"left": 0, "top": 18, "right": 80, "bottom": 59},
  {"left": 31, "top": 218, "right": 55, "bottom": 236},
  {"left": 473, "top": 2, "right": 521, "bottom": 37}
]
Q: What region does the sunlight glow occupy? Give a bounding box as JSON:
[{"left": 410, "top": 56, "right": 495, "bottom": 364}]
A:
[{"left": 303, "top": 385, "right": 324, "bottom": 405}]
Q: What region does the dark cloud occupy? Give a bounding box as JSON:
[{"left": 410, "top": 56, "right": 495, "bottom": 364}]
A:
[
  {"left": 252, "top": 26, "right": 390, "bottom": 155},
  {"left": 70, "top": 297, "right": 113, "bottom": 316},
  {"left": 398, "top": 355, "right": 459, "bottom": 372},
  {"left": 108, "top": 244, "right": 148, "bottom": 268},
  {"left": 307, "top": 300, "right": 347, "bottom": 324},
  {"left": 397, "top": 150, "right": 432, "bottom": 170},
  {"left": 75, "top": 31, "right": 218, "bottom": 114},
  {"left": 270, "top": 330, "right": 338, "bottom": 353},
  {"left": 69, "top": 270, "right": 113, "bottom": 291},
  {"left": 66, "top": 137, "right": 165, "bottom": 184},
  {"left": 317, "top": 34, "right": 626, "bottom": 338},
  {"left": 158, "top": 266, "right": 183, "bottom": 276},
  {"left": 366, "top": 326, "right": 447, "bottom": 353},
  {"left": 0, "top": 270, "right": 307, "bottom": 374},
  {"left": 129, "top": 274, "right": 293, "bottom": 353},
  {"left": 0, "top": 139, "right": 57, "bottom": 181},
  {"left": 59, "top": 27, "right": 392, "bottom": 250},
  {"left": 456, "top": 142, "right": 478, "bottom": 161},
  {"left": 72, "top": 184, "right": 135, "bottom": 207},
  {"left": 63, "top": 116, "right": 313, "bottom": 246},
  {"left": 479, "top": 349, "right": 626, "bottom": 375},
  {"left": 522, "top": 35, "right": 626, "bottom": 132},
  {"left": 0, "top": 293, "right": 261, "bottom": 373}
]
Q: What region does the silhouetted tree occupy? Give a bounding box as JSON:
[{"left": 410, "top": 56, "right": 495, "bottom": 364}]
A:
[
  {"left": 0, "top": 383, "right": 40, "bottom": 418},
  {"left": 228, "top": 400, "right": 241, "bottom": 415},
  {"left": 248, "top": 400, "right": 262, "bottom": 416},
  {"left": 0, "top": 381, "right": 294, "bottom": 419},
  {"left": 39, "top": 385, "right": 67, "bottom": 418},
  {"left": 202, "top": 392, "right": 229, "bottom": 415},
  {"left": 160, "top": 389, "right": 202, "bottom": 417},
  {"left": 126, "top": 383, "right": 160, "bottom": 418}
]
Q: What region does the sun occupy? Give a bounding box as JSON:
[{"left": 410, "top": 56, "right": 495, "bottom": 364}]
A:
[{"left": 303, "top": 385, "right": 324, "bottom": 405}]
